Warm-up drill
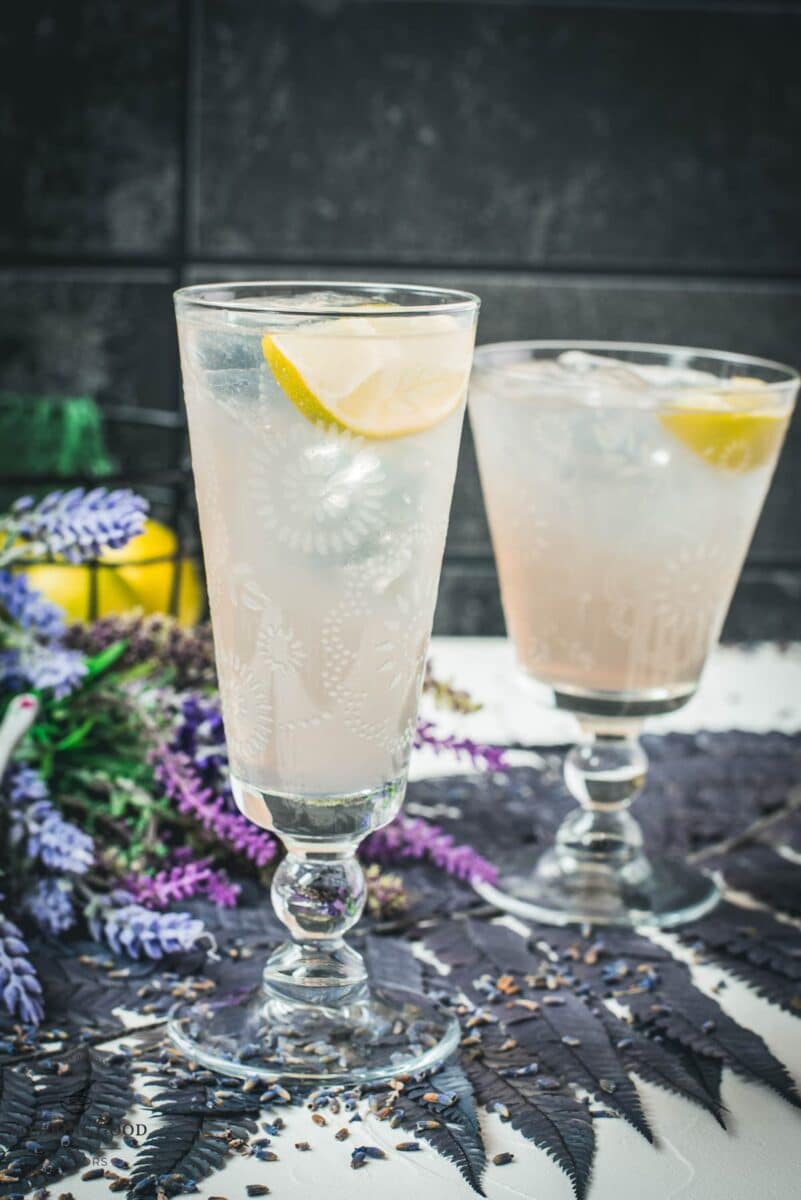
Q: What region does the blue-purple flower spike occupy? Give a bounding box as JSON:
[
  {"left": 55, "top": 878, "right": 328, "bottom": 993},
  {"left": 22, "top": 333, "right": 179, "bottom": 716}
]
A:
[
  {"left": 0, "top": 912, "right": 44, "bottom": 1025},
  {"left": 0, "top": 569, "right": 65, "bottom": 639},
  {"left": 24, "top": 799, "right": 95, "bottom": 874},
  {"left": 12, "top": 487, "right": 147, "bottom": 563},
  {"left": 87, "top": 894, "right": 208, "bottom": 960},
  {"left": 23, "top": 878, "right": 76, "bottom": 936}
]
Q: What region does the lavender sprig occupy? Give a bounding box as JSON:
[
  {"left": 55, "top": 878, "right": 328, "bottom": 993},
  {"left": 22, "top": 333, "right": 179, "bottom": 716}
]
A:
[
  {"left": 6, "top": 764, "right": 48, "bottom": 805},
  {"left": 414, "top": 720, "right": 508, "bottom": 773},
  {"left": 153, "top": 747, "right": 277, "bottom": 868},
  {"left": 4, "top": 643, "right": 88, "bottom": 699},
  {"left": 86, "top": 890, "right": 208, "bottom": 960},
  {"left": 7, "top": 487, "right": 147, "bottom": 564},
  {"left": 0, "top": 911, "right": 44, "bottom": 1024},
  {"left": 23, "top": 878, "right": 76, "bottom": 936},
  {"left": 362, "top": 813, "right": 498, "bottom": 885},
  {"left": 22, "top": 798, "right": 95, "bottom": 875},
  {"left": 0, "top": 569, "right": 65, "bottom": 639},
  {"left": 127, "top": 851, "right": 240, "bottom": 911}
]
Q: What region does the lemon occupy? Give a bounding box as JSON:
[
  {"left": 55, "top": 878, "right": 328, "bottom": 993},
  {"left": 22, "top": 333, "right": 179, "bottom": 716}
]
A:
[
  {"left": 19, "top": 518, "right": 205, "bottom": 625},
  {"left": 103, "top": 519, "right": 204, "bottom": 624},
  {"left": 22, "top": 562, "right": 140, "bottom": 622},
  {"left": 660, "top": 380, "right": 788, "bottom": 472},
  {"left": 262, "top": 314, "right": 472, "bottom": 438}
]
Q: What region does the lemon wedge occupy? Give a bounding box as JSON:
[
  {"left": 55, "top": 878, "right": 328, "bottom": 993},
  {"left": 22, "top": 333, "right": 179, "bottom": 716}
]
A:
[
  {"left": 262, "top": 314, "right": 472, "bottom": 438},
  {"left": 660, "top": 379, "right": 788, "bottom": 472}
]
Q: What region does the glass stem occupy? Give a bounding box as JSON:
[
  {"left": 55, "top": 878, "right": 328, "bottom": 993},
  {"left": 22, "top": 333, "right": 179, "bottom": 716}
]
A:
[
  {"left": 263, "top": 842, "right": 369, "bottom": 1007},
  {"left": 556, "top": 721, "right": 650, "bottom": 875}
]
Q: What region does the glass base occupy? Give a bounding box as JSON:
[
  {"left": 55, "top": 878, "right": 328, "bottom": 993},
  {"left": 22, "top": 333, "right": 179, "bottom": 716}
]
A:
[
  {"left": 168, "top": 983, "right": 459, "bottom": 1085},
  {"left": 475, "top": 844, "right": 720, "bottom": 929}
]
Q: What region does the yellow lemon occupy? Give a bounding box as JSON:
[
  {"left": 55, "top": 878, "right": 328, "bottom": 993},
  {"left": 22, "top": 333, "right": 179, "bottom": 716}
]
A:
[
  {"left": 102, "top": 519, "right": 204, "bottom": 625},
  {"left": 22, "top": 562, "right": 140, "bottom": 622},
  {"left": 660, "top": 379, "right": 789, "bottom": 472},
  {"left": 262, "top": 313, "right": 472, "bottom": 439},
  {"left": 19, "top": 518, "right": 205, "bottom": 625}
]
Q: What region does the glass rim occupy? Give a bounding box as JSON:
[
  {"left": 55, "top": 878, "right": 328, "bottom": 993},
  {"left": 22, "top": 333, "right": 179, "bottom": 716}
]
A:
[
  {"left": 473, "top": 339, "right": 800, "bottom": 393},
  {"left": 174, "top": 279, "right": 481, "bottom": 317}
]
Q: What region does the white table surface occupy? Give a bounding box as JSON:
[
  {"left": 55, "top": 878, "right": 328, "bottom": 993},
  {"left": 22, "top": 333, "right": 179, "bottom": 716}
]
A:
[{"left": 94, "top": 640, "right": 801, "bottom": 1200}]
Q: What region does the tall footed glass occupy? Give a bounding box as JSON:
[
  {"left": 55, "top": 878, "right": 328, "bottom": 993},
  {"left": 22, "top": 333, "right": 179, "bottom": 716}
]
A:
[
  {"left": 171, "top": 282, "right": 478, "bottom": 1080},
  {"left": 469, "top": 341, "right": 798, "bottom": 928}
]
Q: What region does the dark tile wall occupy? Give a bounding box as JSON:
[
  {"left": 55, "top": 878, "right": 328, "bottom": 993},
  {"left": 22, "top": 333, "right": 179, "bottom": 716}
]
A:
[{"left": 3, "top": 0, "right": 801, "bottom": 638}]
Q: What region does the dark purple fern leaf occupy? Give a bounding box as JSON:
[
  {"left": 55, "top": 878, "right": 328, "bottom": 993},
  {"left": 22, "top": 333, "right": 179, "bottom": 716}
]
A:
[
  {"left": 130, "top": 1082, "right": 259, "bottom": 1199},
  {"left": 658, "top": 1034, "right": 725, "bottom": 1112},
  {"left": 462, "top": 920, "right": 652, "bottom": 1141},
  {"left": 683, "top": 900, "right": 801, "bottom": 981},
  {"left": 627, "top": 960, "right": 800, "bottom": 1109},
  {"left": 598, "top": 1010, "right": 726, "bottom": 1128},
  {"left": 465, "top": 1049, "right": 595, "bottom": 1200},
  {"left": 397, "top": 1060, "right": 487, "bottom": 1195},
  {"left": 0, "top": 1065, "right": 36, "bottom": 1158},
  {"left": 715, "top": 846, "right": 801, "bottom": 919}
]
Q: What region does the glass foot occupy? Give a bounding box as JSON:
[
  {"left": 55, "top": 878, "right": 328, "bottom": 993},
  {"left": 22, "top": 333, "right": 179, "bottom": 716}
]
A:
[
  {"left": 168, "top": 983, "right": 459, "bottom": 1085},
  {"left": 475, "top": 843, "right": 720, "bottom": 928}
]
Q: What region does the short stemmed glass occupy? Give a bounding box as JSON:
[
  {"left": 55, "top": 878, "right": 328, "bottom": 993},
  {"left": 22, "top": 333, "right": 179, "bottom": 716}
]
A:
[
  {"left": 170, "top": 282, "right": 478, "bottom": 1081},
  {"left": 469, "top": 342, "right": 798, "bottom": 928}
]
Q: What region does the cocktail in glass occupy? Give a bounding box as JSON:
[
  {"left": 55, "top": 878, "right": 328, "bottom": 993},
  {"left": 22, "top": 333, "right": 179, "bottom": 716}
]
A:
[
  {"left": 469, "top": 342, "right": 797, "bottom": 927},
  {"left": 170, "top": 282, "right": 479, "bottom": 1080}
]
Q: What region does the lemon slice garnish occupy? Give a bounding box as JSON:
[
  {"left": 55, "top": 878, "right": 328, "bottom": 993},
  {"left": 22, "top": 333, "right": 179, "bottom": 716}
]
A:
[
  {"left": 262, "top": 314, "right": 471, "bottom": 438},
  {"left": 660, "top": 378, "right": 788, "bottom": 472}
]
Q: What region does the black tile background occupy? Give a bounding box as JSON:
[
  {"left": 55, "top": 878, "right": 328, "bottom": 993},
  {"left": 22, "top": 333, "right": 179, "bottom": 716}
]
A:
[{"left": 3, "top": 0, "right": 801, "bottom": 637}]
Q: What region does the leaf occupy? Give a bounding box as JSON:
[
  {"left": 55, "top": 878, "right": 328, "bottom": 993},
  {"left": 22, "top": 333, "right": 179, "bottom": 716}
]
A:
[
  {"left": 0, "top": 1065, "right": 36, "bottom": 1155},
  {"left": 681, "top": 901, "right": 801, "bottom": 1015},
  {"left": 450, "top": 920, "right": 652, "bottom": 1141},
  {"left": 685, "top": 900, "right": 801, "bottom": 980},
  {"left": 598, "top": 1010, "right": 726, "bottom": 1128},
  {"left": 628, "top": 959, "right": 801, "bottom": 1109},
  {"left": 717, "top": 846, "right": 801, "bottom": 918},
  {"left": 381, "top": 1060, "right": 486, "bottom": 1195},
  {"left": 130, "top": 1092, "right": 257, "bottom": 1198},
  {"left": 84, "top": 639, "right": 129, "bottom": 678},
  {"left": 465, "top": 1050, "right": 595, "bottom": 1200},
  {"left": 0, "top": 1048, "right": 133, "bottom": 1194},
  {"left": 56, "top": 715, "right": 96, "bottom": 750},
  {"left": 660, "top": 1035, "right": 725, "bottom": 1112}
]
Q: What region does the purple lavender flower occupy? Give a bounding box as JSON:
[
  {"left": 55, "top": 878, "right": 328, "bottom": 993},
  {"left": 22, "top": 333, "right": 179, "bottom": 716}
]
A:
[
  {"left": 5, "top": 764, "right": 49, "bottom": 805},
  {"left": 414, "top": 720, "right": 508, "bottom": 773},
  {"left": 362, "top": 813, "right": 497, "bottom": 885},
  {"left": 14, "top": 643, "right": 87, "bottom": 699},
  {"left": 0, "top": 569, "right": 65, "bottom": 639},
  {"left": 153, "top": 747, "right": 277, "bottom": 868},
  {"left": 22, "top": 878, "right": 76, "bottom": 935},
  {"left": 127, "top": 852, "right": 240, "bottom": 911},
  {"left": 87, "top": 892, "right": 207, "bottom": 960},
  {"left": 24, "top": 799, "right": 94, "bottom": 874},
  {"left": 171, "top": 696, "right": 230, "bottom": 791},
  {"left": 12, "top": 487, "right": 147, "bottom": 563},
  {"left": 0, "top": 912, "right": 44, "bottom": 1024}
]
